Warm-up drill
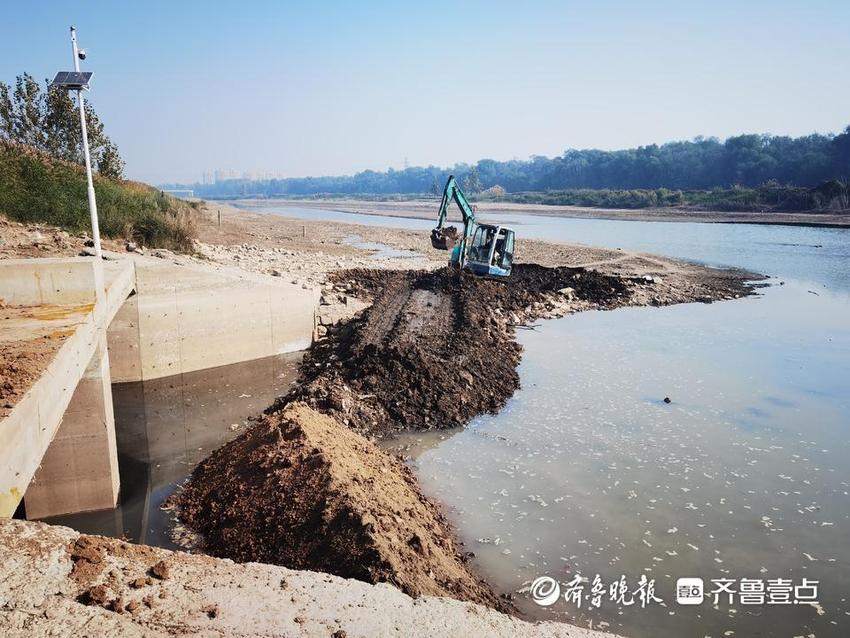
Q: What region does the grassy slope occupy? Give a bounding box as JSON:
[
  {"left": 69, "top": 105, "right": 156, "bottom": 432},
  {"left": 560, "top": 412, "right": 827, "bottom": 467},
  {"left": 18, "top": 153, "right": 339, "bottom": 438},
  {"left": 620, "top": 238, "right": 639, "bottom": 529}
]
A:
[{"left": 0, "top": 140, "right": 197, "bottom": 251}]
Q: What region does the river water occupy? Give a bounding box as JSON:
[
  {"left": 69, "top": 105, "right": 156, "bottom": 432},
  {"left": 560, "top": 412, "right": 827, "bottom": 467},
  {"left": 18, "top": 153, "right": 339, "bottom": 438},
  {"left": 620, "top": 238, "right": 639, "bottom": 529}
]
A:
[{"left": 243, "top": 201, "right": 850, "bottom": 637}]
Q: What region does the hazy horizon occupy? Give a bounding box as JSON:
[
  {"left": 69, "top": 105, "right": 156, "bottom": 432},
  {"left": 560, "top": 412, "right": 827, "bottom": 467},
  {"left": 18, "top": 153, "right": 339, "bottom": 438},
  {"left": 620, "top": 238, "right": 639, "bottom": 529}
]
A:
[{"left": 4, "top": 1, "right": 849, "bottom": 185}]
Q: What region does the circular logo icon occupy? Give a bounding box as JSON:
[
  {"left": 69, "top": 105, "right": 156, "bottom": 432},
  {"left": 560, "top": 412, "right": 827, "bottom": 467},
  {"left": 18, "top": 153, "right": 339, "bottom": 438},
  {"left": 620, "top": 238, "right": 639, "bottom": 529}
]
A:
[{"left": 530, "top": 576, "right": 561, "bottom": 606}]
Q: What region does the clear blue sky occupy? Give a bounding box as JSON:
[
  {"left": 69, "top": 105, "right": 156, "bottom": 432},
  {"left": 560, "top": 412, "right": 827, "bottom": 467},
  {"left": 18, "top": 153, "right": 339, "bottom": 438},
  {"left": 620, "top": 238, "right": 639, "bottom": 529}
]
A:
[{"left": 3, "top": 1, "right": 849, "bottom": 185}]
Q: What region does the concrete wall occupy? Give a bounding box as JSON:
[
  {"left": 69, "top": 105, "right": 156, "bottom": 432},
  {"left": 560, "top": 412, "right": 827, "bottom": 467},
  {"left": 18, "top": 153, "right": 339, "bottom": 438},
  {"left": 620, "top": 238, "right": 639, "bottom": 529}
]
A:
[
  {"left": 0, "top": 258, "right": 131, "bottom": 518},
  {"left": 24, "top": 335, "right": 120, "bottom": 519},
  {"left": 108, "top": 258, "right": 317, "bottom": 382},
  {"left": 0, "top": 257, "right": 102, "bottom": 306}
]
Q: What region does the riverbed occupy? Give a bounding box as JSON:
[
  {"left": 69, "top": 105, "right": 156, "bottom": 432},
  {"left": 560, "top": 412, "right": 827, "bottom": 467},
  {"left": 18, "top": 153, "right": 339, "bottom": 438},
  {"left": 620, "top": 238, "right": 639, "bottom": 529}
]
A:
[
  {"left": 47, "top": 201, "right": 850, "bottom": 637},
  {"left": 246, "top": 201, "right": 850, "bottom": 637}
]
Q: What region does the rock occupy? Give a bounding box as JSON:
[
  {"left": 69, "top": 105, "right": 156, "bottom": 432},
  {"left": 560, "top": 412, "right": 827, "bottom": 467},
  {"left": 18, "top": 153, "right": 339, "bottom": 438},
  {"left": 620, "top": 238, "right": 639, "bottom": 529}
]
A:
[
  {"left": 270, "top": 269, "right": 282, "bottom": 277},
  {"left": 150, "top": 560, "right": 170, "bottom": 580},
  {"left": 201, "top": 604, "right": 219, "bottom": 618},
  {"left": 84, "top": 238, "right": 95, "bottom": 247},
  {"left": 125, "top": 241, "right": 138, "bottom": 252},
  {"left": 459, "top": 371, "right": 474, "bottom": 388},
  {"left": 85, "top": 584, "right": 110, "bottom": 606}
]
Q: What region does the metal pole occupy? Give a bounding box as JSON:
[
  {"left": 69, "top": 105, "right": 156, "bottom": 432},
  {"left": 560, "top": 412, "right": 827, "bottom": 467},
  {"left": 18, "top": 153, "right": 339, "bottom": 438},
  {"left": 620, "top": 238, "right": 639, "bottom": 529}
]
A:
[{"left": 70, "top": 26, "right": 102, "bottom": 258}]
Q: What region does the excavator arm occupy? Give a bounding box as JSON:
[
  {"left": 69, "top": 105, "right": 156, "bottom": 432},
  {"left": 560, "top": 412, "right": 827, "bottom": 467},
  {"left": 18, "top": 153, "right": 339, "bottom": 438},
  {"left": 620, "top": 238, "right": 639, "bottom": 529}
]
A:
[{"left": 431, "top": 175, "right": 476, "bottom": 265}]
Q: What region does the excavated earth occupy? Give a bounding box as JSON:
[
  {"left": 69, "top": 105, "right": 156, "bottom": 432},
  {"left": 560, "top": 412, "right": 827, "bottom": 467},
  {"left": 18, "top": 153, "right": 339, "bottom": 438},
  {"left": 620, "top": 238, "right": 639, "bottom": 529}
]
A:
[
  {"left": 277, "top": 265, "right": 634, "bottom": 437},
  {"left": 177, "top": 402, "right": 511, "bottom": 612},
  {"left": 177, "top": 262, "right": 755, "bottom": 614}
]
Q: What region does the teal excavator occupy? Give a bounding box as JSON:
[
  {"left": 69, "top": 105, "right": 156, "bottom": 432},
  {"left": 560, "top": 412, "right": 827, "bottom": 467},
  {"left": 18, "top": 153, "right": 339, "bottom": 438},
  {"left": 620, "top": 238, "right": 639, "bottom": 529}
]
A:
[{"left": 430, "top": 175, "right": 515, "bottom": 278}]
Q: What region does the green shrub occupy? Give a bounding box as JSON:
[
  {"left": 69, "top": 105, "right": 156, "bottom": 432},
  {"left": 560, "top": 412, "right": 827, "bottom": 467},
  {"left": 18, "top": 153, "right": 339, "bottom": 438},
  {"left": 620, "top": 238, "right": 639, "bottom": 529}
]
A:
[{"left": 0, "top": 140, "right": 197, "bottom": 251}]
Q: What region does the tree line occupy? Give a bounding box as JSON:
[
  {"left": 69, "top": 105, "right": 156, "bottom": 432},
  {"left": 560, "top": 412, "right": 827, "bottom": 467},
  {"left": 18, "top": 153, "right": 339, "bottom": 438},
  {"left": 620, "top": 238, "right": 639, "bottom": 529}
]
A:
[
  {"left": 176, "top": 128, "right": 850, "bottom": 206},
  {"left": 0, "top": 73, "right": 125, "bottom": 179}
]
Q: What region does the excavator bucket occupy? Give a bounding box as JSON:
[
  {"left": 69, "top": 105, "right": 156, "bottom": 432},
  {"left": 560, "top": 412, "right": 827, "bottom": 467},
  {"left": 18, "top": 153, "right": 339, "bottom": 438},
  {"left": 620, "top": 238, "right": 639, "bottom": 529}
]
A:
[{"left": 431, "top": 226, "right": 458, "bottom": 250}]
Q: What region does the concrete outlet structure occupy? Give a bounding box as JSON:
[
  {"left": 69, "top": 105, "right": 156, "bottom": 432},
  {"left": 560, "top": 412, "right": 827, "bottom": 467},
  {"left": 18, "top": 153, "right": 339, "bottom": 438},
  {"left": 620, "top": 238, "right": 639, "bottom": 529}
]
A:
[
  {"left": 107, "top": 256, "right": 318, "bottom": 382},
  {"left": 0, "top": 258, "right": 133, "bottom": 518},
  {"left": 1, "top": 253, "right": 319, "bottom": 520}
]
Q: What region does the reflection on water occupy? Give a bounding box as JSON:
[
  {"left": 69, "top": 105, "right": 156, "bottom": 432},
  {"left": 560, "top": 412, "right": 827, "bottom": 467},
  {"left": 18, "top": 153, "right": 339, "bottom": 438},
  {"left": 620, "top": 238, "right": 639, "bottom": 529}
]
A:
[
  {"left": 44, "top": 353, "right": 302, "bottom": 547},
  {"left": 404, "top": 281, "right": 850, "bottom": 638}
]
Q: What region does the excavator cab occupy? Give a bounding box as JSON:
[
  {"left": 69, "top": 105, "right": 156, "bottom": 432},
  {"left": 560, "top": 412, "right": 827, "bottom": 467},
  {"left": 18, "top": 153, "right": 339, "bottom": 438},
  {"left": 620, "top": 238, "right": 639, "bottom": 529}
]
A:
[{"left": 465, "top": 224, "right": 514, "bottom": 277}]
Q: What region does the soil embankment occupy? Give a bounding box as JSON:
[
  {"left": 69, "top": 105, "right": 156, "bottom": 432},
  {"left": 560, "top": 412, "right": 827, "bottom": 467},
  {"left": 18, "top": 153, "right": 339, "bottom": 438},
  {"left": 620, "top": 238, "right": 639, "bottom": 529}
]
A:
[
  {"left": 177, "top": 260, "right": 756, "bottom": 612},
  {"left": 279, "top": 265, "right": 631, "bottom": 437}
]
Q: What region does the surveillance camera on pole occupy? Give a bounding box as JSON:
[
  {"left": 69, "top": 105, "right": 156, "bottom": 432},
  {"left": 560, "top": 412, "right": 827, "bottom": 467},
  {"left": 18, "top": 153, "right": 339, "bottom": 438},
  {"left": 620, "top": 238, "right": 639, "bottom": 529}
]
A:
[{"left": 50, "top": 26, "right": 101, "bottom": 258}]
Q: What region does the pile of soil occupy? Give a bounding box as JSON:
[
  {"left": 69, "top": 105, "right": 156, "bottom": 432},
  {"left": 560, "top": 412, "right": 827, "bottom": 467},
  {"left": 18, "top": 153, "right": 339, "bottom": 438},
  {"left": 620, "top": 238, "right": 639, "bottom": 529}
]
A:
[
  {"left": 272, "top": 264, "right": 631, "bottom": 437},
  {"left": 177, "top": 402, "right": 510, "bottom": 612}
]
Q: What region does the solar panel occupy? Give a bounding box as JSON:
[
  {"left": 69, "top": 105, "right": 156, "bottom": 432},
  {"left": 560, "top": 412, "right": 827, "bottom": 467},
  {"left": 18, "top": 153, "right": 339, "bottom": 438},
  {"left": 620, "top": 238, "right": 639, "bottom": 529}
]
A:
[{"left": 50, "top": 71, "right": 93, "bottom": 89}]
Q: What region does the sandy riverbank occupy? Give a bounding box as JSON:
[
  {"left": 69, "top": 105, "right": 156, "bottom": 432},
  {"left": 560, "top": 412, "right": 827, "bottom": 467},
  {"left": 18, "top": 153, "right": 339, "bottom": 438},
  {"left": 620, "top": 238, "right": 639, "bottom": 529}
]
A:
[
  {"left": 194, "top": 201, "right": 757, "bottom": 291},
  {"left": 0, "top": 518, "right": 622, "bottom": 638},
  {"left": 231, "top": 197, "right": 850, "bottom": 227}
]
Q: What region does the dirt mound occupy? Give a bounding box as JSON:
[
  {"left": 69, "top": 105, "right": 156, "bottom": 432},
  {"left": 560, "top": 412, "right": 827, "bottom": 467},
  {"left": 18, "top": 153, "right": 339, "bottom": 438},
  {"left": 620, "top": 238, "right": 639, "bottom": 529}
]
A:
[
  {"left": 273, "top": 264, "right": 630, "bottom": 437},
  {"left": 176, "top": 402, "right": 510, "bottom": 612}
]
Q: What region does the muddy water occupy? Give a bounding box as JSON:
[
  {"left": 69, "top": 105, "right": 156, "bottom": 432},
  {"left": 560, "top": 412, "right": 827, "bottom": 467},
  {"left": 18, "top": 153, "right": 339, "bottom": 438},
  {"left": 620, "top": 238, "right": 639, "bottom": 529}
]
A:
[
  {"left": 387, "top": 280, "right": 850, "bottom": 637},
  {"left": 43, "top": 353, "right": 302, "bottom": 547}
]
